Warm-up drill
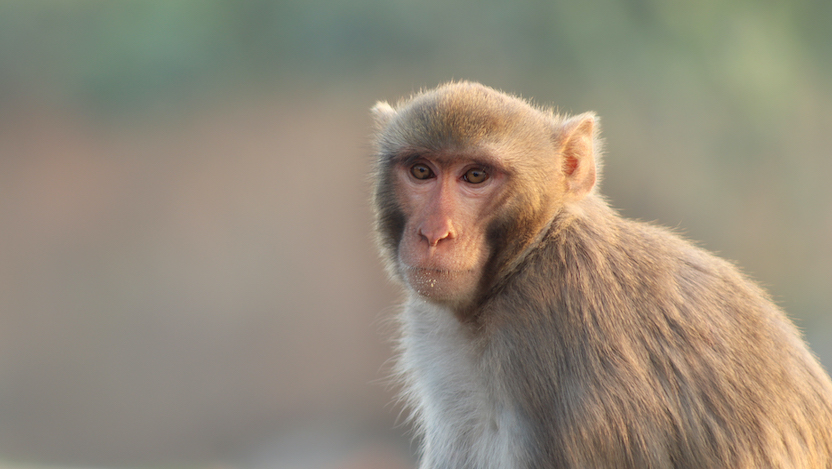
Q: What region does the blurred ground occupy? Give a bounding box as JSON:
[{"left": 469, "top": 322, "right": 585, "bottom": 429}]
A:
[{"left": 0, "top": 1, "right": 830, "bottom": 468}]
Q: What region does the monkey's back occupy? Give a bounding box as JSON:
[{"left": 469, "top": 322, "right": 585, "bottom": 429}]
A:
[{"left": 482, "top": 197, "right": 832, "bottom": 468}]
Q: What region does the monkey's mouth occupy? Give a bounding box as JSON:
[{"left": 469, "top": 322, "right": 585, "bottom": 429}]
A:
[
  {"left": 400, "top": 265, "right": 479, "bottom": 301},
  {"left": 403, "top": 266, "right": 474, "bottom": 276}
]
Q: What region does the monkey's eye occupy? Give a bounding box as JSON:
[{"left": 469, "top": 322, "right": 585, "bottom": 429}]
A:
[
  {"left": 463, "top": 167, "right": 489, "bottom": 184},
  {"left": 410, "top": 163, "right": 434, "bottom": 180}
]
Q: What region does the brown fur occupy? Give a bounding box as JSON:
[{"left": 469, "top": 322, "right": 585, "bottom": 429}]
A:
[{"left": 372, "top": 81, "right": 832, "bottom": 468}]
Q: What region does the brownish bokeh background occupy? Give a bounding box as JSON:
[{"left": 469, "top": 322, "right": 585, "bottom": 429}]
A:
[{"left": 0, "top": 2, "right": 830, "bottom": 468}]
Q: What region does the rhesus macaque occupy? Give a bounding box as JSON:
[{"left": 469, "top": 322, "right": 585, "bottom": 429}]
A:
[{"left": 370, "top": 81, "right": 832, "bottom": 469}]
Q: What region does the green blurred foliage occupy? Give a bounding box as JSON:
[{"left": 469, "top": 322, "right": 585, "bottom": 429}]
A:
[{"left": 1, "top": 0, "right": 830, "bottom": 109}]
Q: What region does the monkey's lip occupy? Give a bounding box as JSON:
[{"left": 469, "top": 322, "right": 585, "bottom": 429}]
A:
[
  {"left": 402, "top": 265, "right": 475, "bottom": 276},
  {"left": 402, "top": 265, "right": 479, "bottom": 299}
]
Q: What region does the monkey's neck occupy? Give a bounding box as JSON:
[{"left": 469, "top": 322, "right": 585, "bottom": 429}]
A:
[{"left": 461, "top": 195, "right": 610, "bottom": 324}]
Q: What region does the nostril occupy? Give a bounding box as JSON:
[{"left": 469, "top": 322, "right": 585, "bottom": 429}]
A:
[{"left": 419, "top": 226, "right": 453, "bottom": 246}]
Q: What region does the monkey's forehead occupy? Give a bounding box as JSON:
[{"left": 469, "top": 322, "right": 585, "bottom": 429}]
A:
[
  {"left": 389, "top": 146, "right": 511, "bottom": 172},
  {"left": 375, "top": 119, "right": 554, "bottom": 165},
  {"left": 378, "top": 84, "right": 554, "bottom": 153}
]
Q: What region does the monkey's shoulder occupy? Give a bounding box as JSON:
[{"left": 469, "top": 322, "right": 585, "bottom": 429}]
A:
[
  {"left": 507, "top": 210, "right": 728, "bottom": 298},
  {"left": 489, "top": 207, "right": 795, "bottom": 348}
]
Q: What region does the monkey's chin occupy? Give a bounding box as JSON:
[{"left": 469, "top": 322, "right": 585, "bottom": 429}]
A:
[{"left": 402, "top": 267, "right": 479, "bottom": 304}]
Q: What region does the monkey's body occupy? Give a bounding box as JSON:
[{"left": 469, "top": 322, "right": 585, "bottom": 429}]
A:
[
  {"left": 400, "top": 197, "right": 832, "bottom": 468},
  {"left": 372, "top": 82, "right": 832, "bottom": 468}
]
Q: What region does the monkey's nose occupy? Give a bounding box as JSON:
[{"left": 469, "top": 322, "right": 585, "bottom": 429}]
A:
[{"left": 419, "top": 220, "right": 455, "bottom": 246}]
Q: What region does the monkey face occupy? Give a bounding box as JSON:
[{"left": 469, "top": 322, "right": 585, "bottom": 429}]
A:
[
  {"left": 393, "top": 151, "right": 508, "bottom": 305},
  {"left": 372, "top": 82, "right": 599, "bottom": 311}
]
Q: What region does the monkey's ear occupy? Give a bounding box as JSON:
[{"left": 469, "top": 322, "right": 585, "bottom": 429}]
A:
[
  {"left": 371, "top": 101, "right": 397, "bottom": 129},
  {"left": 558, "top": 113, "right": 597, "bottom": 200}
]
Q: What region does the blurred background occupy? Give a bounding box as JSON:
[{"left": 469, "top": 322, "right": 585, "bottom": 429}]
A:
[{"left": 0, "top": 1, "right": 830, "bottom": 468}]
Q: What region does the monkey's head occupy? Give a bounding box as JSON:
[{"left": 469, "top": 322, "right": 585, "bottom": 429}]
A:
[{"left": 371, "top": 81, "right": 600, "bottom": 311}]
